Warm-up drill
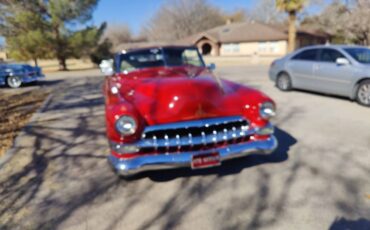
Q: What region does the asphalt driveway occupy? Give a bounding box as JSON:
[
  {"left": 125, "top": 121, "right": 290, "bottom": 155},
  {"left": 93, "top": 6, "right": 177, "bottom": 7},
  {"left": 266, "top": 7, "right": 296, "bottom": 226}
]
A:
[{"left": 0, "top": 66, "right": 369, "bottom": 230}]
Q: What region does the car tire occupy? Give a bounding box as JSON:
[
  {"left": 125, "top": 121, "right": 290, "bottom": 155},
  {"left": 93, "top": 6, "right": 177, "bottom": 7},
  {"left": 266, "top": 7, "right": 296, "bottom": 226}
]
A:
[
  {"left": 6, "top": 75, "right": 22, "bottom": 88},
  {"left": 356, "top": 80, "right": 370, "bottom": 107},
  {"left": 276, "top": 73, "right": 292, "bottom": 91}
]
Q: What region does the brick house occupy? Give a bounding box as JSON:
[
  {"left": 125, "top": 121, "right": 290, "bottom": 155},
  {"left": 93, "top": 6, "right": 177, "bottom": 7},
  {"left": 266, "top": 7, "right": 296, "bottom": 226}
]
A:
[{"left": 178, "top": 21, "right": 330, "bottom": 57}]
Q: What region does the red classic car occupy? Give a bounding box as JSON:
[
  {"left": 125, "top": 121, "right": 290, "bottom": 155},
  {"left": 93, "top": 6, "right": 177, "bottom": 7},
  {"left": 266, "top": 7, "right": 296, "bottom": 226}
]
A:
[{"left": 100, "top": 46, "right": 278, "bottom": 178}]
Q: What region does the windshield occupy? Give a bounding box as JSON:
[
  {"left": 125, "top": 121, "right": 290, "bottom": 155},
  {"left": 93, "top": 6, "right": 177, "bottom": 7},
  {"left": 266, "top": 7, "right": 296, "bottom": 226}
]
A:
[
  {"left": 162, "top": 48, "right": 204, "bottom": 67},
  {"left": 120, "top": 49, "right": 165, "bottom": 72},
  {"left": 119, "top": 47, "right": 204, "bottom": 72},
  {"left": 344, "top": 48, "right": 370, "bottom": 64}
]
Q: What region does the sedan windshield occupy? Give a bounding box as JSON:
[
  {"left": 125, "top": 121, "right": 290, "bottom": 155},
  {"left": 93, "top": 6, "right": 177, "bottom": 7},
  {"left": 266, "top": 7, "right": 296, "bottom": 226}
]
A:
[
  {"left": 344, "top": 48, "right": 370, "bottom": 64},
  {"left": 119, "top": 47, "right": 204, "bottom": 72}
]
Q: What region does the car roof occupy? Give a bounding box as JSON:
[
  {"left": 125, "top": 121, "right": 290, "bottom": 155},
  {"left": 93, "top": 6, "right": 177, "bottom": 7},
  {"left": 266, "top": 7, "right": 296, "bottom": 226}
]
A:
[
  {"left": 298, "top": 44, "right": 367, "bottom": 50},
  {"left": 119, "top": 45, "right": 198, "bottom": 54}
]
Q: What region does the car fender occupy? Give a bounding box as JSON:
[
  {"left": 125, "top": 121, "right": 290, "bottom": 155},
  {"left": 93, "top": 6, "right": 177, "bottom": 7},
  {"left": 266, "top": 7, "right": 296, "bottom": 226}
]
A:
[{"left": 351, "top": 77, "right": 370, "bottom": 100}]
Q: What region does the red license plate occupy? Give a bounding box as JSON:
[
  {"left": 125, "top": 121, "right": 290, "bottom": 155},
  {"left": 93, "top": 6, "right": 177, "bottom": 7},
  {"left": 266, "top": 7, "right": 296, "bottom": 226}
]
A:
[{"left": 191, "top": 152, "right": 221, "bottom": 169}]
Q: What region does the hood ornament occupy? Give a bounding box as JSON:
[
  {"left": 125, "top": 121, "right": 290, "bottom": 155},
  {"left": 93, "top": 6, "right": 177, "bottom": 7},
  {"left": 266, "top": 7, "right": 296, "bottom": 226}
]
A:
[{"left": 195, "top": 105, "right": 206, "bottom": 116}]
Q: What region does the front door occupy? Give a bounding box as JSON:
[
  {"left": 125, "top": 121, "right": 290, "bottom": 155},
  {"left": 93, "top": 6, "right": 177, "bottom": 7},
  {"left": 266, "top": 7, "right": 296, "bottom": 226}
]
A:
[
  {"left": 315, "top": 48, "right": 353, "bottom": 96},
  {"left": 287, "top": 48, "right": 319, "bottom": 90}
]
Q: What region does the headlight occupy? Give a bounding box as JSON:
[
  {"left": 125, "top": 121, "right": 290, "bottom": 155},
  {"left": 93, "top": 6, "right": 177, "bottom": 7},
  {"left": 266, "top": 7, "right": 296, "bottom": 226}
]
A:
[
  {"left": 259, "top": 102, "right": 276, "bottom": 119},
  {"left": 115, "top": 116, "right": 137, "bottom": 136}
]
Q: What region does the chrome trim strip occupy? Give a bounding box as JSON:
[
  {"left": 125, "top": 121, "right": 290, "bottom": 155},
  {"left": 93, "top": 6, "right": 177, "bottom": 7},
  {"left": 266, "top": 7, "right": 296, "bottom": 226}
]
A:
[
  {"left": 108, "top": 136, "right": 278, "bottom": 176},
  {"left": 143, "top": 116, "right": 245, "bottom": 133}
]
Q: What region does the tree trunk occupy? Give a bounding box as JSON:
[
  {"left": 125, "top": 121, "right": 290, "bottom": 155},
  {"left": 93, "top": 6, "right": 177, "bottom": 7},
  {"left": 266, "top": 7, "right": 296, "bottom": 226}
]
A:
[
  {"left": 33, "top": 58, "right": 38, "bottom": 67},
  {"left": 288, "top": 11, "right": 297, "bottom": 53},
  {"left": 54, "top": 24, "right": 68, "bottom": 71},
  {"left": 58, "top": 58, "right": 68, "bottom": 71},
  {"left": 364, "top": 32, "right": 369, "bottom": 46}
]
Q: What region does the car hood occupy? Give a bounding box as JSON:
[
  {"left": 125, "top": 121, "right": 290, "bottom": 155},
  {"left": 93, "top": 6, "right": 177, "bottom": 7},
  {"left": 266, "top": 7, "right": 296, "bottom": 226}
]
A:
[
  {"left": 116, "top": 72, "right": 269, "bottom": 126},
  {"left": 0, "top": 64, "right": 34, "bottom": 71}
]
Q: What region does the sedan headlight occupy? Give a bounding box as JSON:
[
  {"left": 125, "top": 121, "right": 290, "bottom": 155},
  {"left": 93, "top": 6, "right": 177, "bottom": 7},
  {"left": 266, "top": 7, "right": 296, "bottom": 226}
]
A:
[
  {"left": 115, "top": 116, "right": 137, "bottom": 136},
  {"left": 259, "top": 102, "right": 276, "bottom": 119}
]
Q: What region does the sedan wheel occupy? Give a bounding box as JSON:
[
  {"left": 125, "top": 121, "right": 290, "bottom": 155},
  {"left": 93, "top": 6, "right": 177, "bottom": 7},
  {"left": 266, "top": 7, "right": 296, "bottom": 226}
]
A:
[
  {"left": 356, "top": 81, "right": 370, "bottom": 106},
  {"left": 6, "top": 75, "right": 22, "bottom": 88},
  {"left": 276, "top": 73, "right": 292, "bottom": 91}
]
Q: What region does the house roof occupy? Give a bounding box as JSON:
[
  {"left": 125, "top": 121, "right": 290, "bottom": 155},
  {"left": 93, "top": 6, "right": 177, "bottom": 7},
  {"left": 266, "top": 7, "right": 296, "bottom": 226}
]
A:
[
  {"left": 114, "top": 21, "right": 330, "bottom": 53},
  {"left": 177, "top": 21, "right": 328, "bottom": 45}
]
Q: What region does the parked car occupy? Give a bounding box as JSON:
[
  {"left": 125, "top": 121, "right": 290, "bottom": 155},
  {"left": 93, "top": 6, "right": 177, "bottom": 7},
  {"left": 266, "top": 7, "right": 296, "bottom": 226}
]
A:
[
  {"left": 100, "top": 46, "right": 278, "bottom": 178},
  {"left": 0, "top": 63, "right": 45, "bottom": 88},
  {"left": 269, "top": 45, "right": 370, "bottom": 106}
]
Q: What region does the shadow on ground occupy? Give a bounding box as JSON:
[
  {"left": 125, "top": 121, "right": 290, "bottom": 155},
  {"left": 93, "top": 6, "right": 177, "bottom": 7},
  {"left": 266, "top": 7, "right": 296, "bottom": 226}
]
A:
[
  {"left": 293, "top": 88, "right": 356, "bottom": 104},
  {"left": 0, "top": 75, "right": 369, "bottom": 230},
  {"left": 0, "top": 77, "right": 110, "bottom": 229},
  {"left": 0, "top": 80, "right": 63, "bottom": 90},
  {"left": 329, "top": 217, "right": 370, "bottom": 230}
]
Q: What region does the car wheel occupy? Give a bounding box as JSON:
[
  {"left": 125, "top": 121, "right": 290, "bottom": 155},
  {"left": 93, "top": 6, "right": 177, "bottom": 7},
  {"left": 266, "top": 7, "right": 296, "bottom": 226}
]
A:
[
  {"left": 6, "top": 75, "right": 22, "bottom": 88},
  {"left": 276, "top": 73, "right": 292, "bottom": 91},
  {"left": 356, "top": 80, "right": 370, "bottom": 106}
]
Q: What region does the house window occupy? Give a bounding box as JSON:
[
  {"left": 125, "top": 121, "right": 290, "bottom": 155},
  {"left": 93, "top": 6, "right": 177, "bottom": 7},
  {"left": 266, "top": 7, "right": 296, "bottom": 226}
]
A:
[
  {"left": 222, "top": 44, "right": 240, "bottom": 54},
  {"left": 258, "top": 42, "right": 279, "bottom": 54},
  {"left": 258, "top": 42, "right": 268, "bottom": 53}
]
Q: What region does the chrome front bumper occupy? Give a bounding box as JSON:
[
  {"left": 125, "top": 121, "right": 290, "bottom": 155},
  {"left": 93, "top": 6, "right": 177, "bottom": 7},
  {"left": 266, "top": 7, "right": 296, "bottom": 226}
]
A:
[{"left": 108, "top": 136, "right": 278, "bottom": 176}]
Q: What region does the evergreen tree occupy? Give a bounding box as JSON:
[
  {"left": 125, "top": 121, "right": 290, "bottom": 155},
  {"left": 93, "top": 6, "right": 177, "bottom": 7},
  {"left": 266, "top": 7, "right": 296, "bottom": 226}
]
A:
[{"left": 0, "top": 0, "right": 103, "bottom": 70}]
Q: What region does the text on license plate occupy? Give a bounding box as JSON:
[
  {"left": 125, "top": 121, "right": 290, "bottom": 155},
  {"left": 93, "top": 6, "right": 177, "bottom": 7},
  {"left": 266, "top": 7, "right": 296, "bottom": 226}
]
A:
[{"left": 191, "top": 153, "right": 221, "bottom": 169}]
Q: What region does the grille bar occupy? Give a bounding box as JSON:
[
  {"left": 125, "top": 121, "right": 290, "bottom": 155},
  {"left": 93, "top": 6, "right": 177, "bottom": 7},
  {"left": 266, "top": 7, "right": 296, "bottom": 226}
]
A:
[
  {"left": 139, "top": 116, "right": 250, "bottom": 153},
  {"left": 144, "top": 116, "right": 246, "bottom": 133},
  {"left": 138, "top": 127, "right": 251, "bottom": 149}
]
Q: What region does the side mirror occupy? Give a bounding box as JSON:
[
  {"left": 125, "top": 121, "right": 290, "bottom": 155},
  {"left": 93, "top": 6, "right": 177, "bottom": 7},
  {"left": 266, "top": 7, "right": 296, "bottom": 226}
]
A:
[
  {"left": 99, "top": 59, "right": 114, "bottom": 75},
  {"left": 207, "top": 63, "right": 216, "bottom": 71},
  {"left": 336, "top": 58, "right": 350, "bottom": 65}
]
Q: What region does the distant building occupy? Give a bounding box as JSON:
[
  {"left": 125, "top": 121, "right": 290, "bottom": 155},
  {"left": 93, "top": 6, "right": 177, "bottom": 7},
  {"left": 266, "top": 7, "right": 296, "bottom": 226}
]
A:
[{"left": 178, "top": 21, "right": 330, "bottom": 57}]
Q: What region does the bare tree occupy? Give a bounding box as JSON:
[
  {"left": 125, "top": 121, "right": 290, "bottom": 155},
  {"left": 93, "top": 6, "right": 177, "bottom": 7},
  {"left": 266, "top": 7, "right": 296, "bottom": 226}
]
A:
[
  {"left": 143, "top": 0, "right": 225, "bottom": 41},
  {"left": 348, "top": 0, "right": 370, "bottom": 45},
  {"left": 250, "top": 0, "right": 286, "bottom": 24},
  {"left": 224, "top": 9, "right": 248, "bottom": 23},
  {"left": 301, "top": 2, "right": 349, "bottom": 36},
  {"left": 103, "top": 24, "right": 133, "bottom": 50},
  {"left": 302, "top": 0, "right": 370, "bottom": 45}
]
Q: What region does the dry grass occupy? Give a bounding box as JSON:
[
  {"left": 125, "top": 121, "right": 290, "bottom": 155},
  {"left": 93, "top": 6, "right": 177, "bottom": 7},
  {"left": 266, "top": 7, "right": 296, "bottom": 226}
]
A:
[
  {"left": 27, "top": 59, "right": 96, "bottom": 73},
  {"left": 0, "top": 90, "right": 49, "bottom": 156}
]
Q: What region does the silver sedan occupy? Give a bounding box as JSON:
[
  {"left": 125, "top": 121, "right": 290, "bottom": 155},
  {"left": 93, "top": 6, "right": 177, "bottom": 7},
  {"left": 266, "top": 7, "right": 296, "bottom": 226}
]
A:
[{"left": 269, "top": 45, "right": 370, "bottom": 106}]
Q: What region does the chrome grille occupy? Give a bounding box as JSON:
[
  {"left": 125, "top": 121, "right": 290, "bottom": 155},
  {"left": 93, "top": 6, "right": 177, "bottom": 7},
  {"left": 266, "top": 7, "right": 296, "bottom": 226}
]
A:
[{"left": 139, "top": 116, "right": 251, "bottom": 153}]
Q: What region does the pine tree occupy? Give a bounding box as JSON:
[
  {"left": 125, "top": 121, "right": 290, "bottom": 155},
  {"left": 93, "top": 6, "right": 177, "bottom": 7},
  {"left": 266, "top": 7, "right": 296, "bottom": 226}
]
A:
[{"left": 0, "top": 0, "right": 104, "bottom": 70}]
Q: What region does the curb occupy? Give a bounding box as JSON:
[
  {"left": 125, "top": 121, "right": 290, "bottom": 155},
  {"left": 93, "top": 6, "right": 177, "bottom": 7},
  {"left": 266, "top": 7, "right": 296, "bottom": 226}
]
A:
[{"left": 0, "top": 92, "right": 54, "bottom": 170}]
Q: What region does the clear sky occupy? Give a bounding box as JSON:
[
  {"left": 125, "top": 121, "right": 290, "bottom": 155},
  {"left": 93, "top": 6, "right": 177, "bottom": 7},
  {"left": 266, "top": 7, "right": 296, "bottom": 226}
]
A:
[
  {"left": 93, "top": 0, "right": 257, "bottom": 35},
  {"left": 92, "top": 0, "right": 331, "bottom": 35}
]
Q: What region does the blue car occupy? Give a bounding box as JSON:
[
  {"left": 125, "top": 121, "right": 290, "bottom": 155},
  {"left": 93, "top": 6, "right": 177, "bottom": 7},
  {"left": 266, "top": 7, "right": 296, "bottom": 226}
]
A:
[{"left": 0, "top": 63, "right": 45, "bottom": 88}]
